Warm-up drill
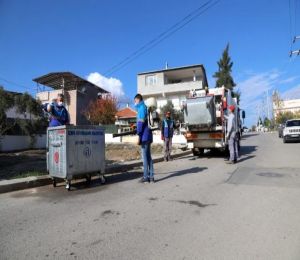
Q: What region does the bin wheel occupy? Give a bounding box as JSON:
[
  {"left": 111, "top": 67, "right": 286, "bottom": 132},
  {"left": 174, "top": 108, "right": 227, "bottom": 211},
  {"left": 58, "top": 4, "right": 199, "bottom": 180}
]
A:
[
  {"left": 66, "top": 181, "right": 71, "bottom": 191},
  {"left": 52, "top": 179, "right": 57, "bottom": 188},
  {"left": 86, "top": 175, "right": 92, "bottom": 185},
  {"left": 100, "top": 175, "right": 106, "bottom": 184}
]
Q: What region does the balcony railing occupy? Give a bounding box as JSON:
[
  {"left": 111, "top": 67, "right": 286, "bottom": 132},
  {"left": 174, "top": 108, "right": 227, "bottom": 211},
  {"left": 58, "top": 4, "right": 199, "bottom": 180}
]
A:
[{"left": 139, "top": 80, "right": 203, "bottom": 96}]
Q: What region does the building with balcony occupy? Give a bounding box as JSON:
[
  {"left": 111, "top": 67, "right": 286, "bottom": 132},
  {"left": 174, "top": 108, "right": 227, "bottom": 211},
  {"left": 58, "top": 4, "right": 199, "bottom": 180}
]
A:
[
  {"left": 137, "top": 64, "right": 208, "bottom": 110},
  {"left": 34, "top": 72, "right": 108, "bottom": 125}
]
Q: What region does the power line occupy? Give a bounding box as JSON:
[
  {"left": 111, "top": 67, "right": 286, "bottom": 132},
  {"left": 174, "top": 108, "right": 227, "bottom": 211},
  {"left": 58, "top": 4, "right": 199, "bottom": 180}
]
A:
[
  {"left": 289, "top": 0, "right": 293, "bottom": 51},
  {"left": 294, "top": 0, "right": 298, "bottom": 36},
  {"left": 104, "top": 1, "right": 211, "bottom": 75},
  {"left": 0, "top": 75, "right": 33, "bottom": 92},
  {"left": 104, "top": 0, "right": 220, "bottom": 76},
  {"left": 289, "top": 0, "right": 300, "bottom": 57},
  {"left": 108, "top": 0, "right": 220, "bottom": 76}
]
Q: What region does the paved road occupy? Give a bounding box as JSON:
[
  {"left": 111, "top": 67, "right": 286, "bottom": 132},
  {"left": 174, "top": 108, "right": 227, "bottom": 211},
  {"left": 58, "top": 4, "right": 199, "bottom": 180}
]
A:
[{"left": 1, "top": 133, "right": 300, "bottom": 260}]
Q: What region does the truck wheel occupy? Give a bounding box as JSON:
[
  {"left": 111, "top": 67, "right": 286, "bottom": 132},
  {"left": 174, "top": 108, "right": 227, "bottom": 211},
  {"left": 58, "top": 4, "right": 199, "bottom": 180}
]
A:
[
  {"left": 66, "top": 181, "right": 71, "bottom": 191},
  {"left": 86, "top": 174, "right": 91, "bottom": 185},
  {"left": 225, "top": 145, "right": 230, "bottom": 157},
  {"left": 192, "top": 148, "right": 198, "bottom": 156},
  {"left": 192, "top": 148, "right": 204, "bottom": 156},
  {"left": 100, "top": 176, "right": 106, "bottom": 184}
]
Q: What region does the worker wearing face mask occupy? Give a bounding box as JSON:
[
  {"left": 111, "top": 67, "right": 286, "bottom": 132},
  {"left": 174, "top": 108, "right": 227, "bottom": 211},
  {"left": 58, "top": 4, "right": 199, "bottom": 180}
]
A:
[{"left": 43, "top": 93, "right": 69, "bottom": 127}]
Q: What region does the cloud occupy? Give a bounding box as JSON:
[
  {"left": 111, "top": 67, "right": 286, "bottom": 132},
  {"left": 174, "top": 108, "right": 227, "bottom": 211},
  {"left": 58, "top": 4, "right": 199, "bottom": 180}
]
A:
[
  {"left": 87, "top": 72, "right": 125, "bottom": 97},
  {"left": 238, "top": 71, "right": 280, "bottom": 104},
  {"left": 237, "top": 71, "right": 281, "bottom": 126},
  {"left": 281, "top": 84, "right": 300, "bottom": 99},
  {"left": 279, "top": 76, "right": 298, "bottom": 84}
]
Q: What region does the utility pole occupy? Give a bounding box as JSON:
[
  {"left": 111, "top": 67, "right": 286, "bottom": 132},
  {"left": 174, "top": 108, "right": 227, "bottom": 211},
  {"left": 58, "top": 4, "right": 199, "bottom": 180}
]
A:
[
  {"left": 290, "top": 35, "right": 300, "bottom": 57},
  {"left": 266, "top": 89, "right": 270, "bottom": 120}
]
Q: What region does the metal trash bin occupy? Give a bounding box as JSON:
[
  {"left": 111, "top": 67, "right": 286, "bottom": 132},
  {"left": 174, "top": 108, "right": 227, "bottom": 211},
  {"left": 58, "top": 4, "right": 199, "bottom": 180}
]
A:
[{"left": 47, "top": 125, "right": 105, "bottom": 190}]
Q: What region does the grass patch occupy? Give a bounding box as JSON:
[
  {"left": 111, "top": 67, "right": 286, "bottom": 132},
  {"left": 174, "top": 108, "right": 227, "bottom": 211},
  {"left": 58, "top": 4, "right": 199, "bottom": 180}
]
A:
[{"left": 9, "top": 171, "right": 47, "bottom": 180}]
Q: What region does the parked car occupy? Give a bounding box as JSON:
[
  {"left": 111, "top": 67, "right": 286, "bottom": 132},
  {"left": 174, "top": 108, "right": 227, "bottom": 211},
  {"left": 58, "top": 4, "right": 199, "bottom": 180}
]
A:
[
  {"left": 278, "top": 124, "right": 284, "bottom": 138},
  {"left": 242, "top": 126, "right": 250, "bottom": 133},
  {"left": 283, "top": 119, "right": 300, "bottom": 143}
]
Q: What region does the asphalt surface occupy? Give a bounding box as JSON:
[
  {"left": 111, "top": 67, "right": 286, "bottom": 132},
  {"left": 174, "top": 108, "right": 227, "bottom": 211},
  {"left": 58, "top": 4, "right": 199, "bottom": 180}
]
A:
[{"left": 1, "top": 133, "right": 300, "bottom": 260}]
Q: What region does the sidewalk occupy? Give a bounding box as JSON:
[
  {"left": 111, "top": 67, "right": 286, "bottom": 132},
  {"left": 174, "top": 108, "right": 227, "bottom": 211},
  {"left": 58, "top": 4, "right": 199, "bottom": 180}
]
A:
[{"left": 0, "top": 150, "right": 191, "bottom": 194}]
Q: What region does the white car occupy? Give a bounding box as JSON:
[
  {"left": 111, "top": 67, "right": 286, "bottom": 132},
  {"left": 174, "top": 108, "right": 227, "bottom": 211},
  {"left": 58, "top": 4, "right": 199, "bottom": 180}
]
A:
[{"left": 283, "top": 119, "right": 300, "bottom": 143}]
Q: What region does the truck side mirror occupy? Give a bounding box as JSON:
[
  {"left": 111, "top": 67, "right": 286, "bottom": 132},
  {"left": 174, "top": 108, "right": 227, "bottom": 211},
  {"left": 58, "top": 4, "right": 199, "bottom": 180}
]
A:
[{"left": 242, "top": 111, "right": 246, "bottom": 119}]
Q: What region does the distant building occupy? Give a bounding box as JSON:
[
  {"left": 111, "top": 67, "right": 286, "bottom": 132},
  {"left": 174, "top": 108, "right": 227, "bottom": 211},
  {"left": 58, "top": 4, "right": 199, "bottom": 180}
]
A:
[
  {"left": 273, "top": 98, "right": 300, "bottom": 119},
  {"left": 34, "top": 72, "right": 109, "bottom": 125},
  {"left": 115, "top": 106, "right": 137, "bottom": 127},
  {"left": 137, "top": 64, "right": 208, "bottom": 110}
]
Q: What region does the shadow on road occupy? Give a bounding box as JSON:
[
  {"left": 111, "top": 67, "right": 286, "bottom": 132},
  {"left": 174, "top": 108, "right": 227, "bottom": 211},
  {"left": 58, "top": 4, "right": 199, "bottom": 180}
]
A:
[
  {"left": 156, "top": 167, "right": 207, "bottom": 183},
  {"left": 66, "top": 166, "right": 207, "bottom": 191},
  {"left": 239, "top": 145, "right": 257, "bottom": 156},
  {"left": 45, "top": 171, "right": 143, "bottom": 193},
  {"left": 75, "top": 170, "right": 143, "bottom": 190},
  {"left": 241, "top": 133, "right": 259, "bottom": 139},
  {"left": 237, "top": 155, "right": 256, "bottom": 163}
]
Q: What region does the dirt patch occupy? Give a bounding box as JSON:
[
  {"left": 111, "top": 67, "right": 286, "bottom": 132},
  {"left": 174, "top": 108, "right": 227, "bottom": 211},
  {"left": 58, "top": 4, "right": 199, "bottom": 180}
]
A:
[
  {"left": 105, "top": 143, "right": 165, "bottom": 163},
  {"left": 0, "top": 150, "right": 46, "bottom": 180},
  {"left": 0, "top": 143, "right": 183, "bottom": 180}
]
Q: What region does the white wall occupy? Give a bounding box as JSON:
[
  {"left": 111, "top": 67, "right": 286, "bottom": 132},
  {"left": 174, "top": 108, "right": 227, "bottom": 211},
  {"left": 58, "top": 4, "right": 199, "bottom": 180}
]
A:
[
  {"left": 0, "top": 134, "right": 187, "bottom": 152},
  {"left": 0, "top": 135, "right": 47, "bottom": 152},
  {"left": 105, "top": 134, "right": 121, "bottom": 143},
  {"left": 109, "top": 134, "right": 187, "bottom": 145}
]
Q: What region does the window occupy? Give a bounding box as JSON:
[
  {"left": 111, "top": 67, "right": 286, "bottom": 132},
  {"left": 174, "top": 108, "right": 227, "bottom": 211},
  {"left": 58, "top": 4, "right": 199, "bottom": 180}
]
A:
[
  {"left": 145, "top": 75, "right": 157, "bottom": 86},
  {"left": 286, "top": 120, "right": 300, "bottom": 127}
]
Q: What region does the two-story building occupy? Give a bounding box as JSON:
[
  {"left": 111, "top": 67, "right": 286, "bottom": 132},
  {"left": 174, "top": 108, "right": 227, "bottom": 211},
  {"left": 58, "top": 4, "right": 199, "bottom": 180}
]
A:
[
  {"left": 35, "top": 72, "right": 108, "bottom": 125},
  {"left": 137, "top": 64, "right": 208, "bottom": 110}
]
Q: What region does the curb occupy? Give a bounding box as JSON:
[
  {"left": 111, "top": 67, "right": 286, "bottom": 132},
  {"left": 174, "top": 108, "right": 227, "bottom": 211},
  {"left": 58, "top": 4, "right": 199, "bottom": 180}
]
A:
[{"left": 0, "top": 150, "right": 192, "bottom": 194}]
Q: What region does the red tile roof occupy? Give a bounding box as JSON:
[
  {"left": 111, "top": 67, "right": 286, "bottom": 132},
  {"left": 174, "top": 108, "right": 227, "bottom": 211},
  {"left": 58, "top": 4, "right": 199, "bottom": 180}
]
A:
[{"left": 116, "top": 107, "right": 137, "bottom": 118}]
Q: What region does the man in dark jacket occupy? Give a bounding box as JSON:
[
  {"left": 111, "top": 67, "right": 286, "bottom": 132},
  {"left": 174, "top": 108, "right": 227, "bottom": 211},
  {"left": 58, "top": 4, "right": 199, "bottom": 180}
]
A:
[
  {"left": 134, "top": 94, "right": 154, "bottom": 183},
  {"left": 161, "top": 111, "right": 175, "bottom": 161}
]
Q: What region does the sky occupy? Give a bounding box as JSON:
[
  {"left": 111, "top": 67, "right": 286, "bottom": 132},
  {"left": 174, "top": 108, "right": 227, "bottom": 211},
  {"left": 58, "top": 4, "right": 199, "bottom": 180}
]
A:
[{"left": 1, "top": 0, "right": 300, "bottom": 126}]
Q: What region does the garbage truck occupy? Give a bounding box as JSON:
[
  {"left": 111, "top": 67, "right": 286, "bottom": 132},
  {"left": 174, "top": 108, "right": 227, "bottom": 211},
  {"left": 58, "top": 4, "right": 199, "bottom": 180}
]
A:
[{"left": 182, "top": 86, "right": 243, "bottom": 156}]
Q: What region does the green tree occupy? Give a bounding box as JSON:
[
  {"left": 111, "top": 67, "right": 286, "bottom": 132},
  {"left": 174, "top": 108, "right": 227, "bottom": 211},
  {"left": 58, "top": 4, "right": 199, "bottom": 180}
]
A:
[
  {"left": 160, "top": 100, "right": 184, "bottom": 123},
  {"left": 263, "top": 117, "right": 271, "bottom": 128},
  {"left": 275, "top": 111, "right": 298, "bottom": 125},
  {"left": 213, "top": 44, "right": 236, "bottom": 90},
  {"left": 257, "top": 117, "right": 263, "bottom": 126},
  {"left": 0, "top": 87, "right": 15, "bottom": 135},
  {"left": 0, "top": 87, "right": 47, "bottom": 137}
]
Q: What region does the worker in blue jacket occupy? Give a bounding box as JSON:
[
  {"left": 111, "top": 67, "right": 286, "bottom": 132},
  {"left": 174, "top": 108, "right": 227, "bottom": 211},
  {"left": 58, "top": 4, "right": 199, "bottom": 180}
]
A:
[
  {"left": 161, "top": 111, "right": 175, "bottom": 161},
  {"left": 134, "top": 93, "right": 154, "bottom": 183},
  {"left": 42, "top": 93, "right": 69, "bottom": 127}
]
